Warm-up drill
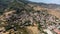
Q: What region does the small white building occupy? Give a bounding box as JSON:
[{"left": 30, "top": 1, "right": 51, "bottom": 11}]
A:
[{"left": 44, "top": 29, "right": 53, "bottom": 34}]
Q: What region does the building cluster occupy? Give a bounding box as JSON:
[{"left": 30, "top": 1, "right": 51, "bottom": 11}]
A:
[{"left": 0, "top": 9, "right": 60, "bottom": 34}]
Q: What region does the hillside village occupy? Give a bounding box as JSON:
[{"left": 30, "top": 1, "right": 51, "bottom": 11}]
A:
[{"left": 0, "top": 0, "right": 60, "bottom": 34}]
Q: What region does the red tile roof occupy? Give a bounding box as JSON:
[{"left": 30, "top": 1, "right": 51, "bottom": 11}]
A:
[{"left": 54, "top": 29, "right": 60, "bottom": 34}]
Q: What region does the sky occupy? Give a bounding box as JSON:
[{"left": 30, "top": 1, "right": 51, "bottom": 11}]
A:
[{"left": 29, "top": 0, "right": 60, "bottom": 4}]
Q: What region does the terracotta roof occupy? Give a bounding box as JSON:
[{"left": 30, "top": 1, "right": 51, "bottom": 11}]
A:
[{"left": 54, "top": 29, "right": 60, "bottom": 34}]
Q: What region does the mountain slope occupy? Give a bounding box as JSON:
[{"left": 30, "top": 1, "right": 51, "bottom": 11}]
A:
[
  {"left": 0, "top": 0, "right": 60, "bottom": 34},
  {"left": 28, "top": 1, "right": 60, "bottom": 9}
]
